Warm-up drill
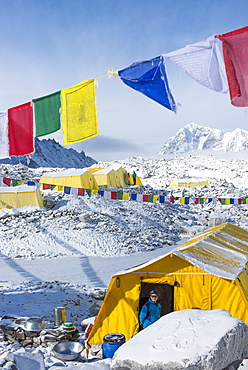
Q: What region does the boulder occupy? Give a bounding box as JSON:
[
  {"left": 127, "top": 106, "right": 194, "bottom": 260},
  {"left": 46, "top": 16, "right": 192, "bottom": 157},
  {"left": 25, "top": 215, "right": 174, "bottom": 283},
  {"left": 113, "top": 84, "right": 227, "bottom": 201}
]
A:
[{"left": 111, "top": 309, "right": 248, "bottom": 370}]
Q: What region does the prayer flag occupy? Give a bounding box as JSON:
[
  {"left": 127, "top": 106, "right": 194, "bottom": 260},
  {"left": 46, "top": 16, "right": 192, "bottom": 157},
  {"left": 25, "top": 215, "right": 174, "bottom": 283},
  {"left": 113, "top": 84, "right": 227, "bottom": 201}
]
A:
[
  {"left": 98, "top": 190, "right": 104, "bottom": 197},
  {"left": 70, "top": 187, "right": 78, "bottom": 196},
  {"left": 123, "top": 193, "right": 130, "bottom": 200},
  {"left": 78, "top": 188, "right": 85, "bottom": 196},
  {"left": 64, "top": 186, "right": 71, "bottom": 194},
  {"left": 42, "top": 184, "right": 51, "bottom": 190},
  {"left": 86, "top": 189, "right": 92, "bottom": 197},
  {"left": 216, "top": 26, "right": 248, "bottom": 106},
  {"left": 184, "top": 197, "right": 190, "bottom": 204},
  {"left": 12, "top": 179, "right": 18, "bottom": 187},
  {"left": 0, "top": 111, "right": 9, "bottom": 159},
  {"left": 51, "top": 185, "right": 56, "bottom": 190},
  {"left": 3, "top": 178, "right": 11, "bottom": 186},
  {"left": 118, "top": 56, "right": 176, "bottom": 112},
  {"left": 159, "top": 195, "right": 165, "bottom": 203},
  {"left": 148, "top": 195, "right": 154, "bottom": 202},
  {"left": 130, "top": 193, "right": 137, "bottom": 201},
  {"left": 33, "top": 91, "right": 61, "bottom": 137},
  {"left": 104, "top": 191, "right": 111, "bottom": 200},
  {"left": 143, "top": 194, "right": 148, "bottom": 202},
  {"left": 169, "top": 196, "right": 175, "bottom": 203},
  {"left": 111, "top": 191, "right": 117, "bottom": 200},
  {"left": 61, "top": 79, "right": 98, "bottom": 145},
  {"left": 117, "top": 192, "right": 123, "bottom": 200},
  {"left": 136, "top": 194, "right": 143, "bottom": 202},
  {"left": 8, "top": 102, "right": 34, "bottom": 156},
  {"left": 165, "top": 35, "right": 227, "bottom": 93}
]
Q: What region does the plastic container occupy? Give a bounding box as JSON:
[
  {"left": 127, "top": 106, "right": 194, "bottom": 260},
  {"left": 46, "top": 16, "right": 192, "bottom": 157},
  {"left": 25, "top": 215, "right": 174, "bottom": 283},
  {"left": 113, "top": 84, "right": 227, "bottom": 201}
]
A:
[{"left": 102, "top": 333, "right": 125, "bottom": 358}]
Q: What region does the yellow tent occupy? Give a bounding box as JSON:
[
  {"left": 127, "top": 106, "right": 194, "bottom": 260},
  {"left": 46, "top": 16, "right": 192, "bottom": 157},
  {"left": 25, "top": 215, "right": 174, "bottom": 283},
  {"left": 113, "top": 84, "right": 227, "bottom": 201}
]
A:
[
  {"left": 0, "top": 185, "right": 44, "bottom": 209},
  {"left": 91, "top": 168, "right": 126, "bottom": 188},
  {"left": 87, "top": 223, "right": 248, "bottom": 346},
  {"left": 129, "top": 173, "right": 142, "bottom": 185},
  {"left": 169, "top": 178, "right": 209, "bottom": 188},
  {"left": 39, "top": 169, "right": 99, "bottom": 190}
]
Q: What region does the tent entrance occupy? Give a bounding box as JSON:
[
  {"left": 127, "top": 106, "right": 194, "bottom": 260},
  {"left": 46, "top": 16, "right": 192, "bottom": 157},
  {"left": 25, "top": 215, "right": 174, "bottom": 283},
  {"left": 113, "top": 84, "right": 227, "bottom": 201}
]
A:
[{"left": 139, "top": 282, "right": 174, "bottom": 317}]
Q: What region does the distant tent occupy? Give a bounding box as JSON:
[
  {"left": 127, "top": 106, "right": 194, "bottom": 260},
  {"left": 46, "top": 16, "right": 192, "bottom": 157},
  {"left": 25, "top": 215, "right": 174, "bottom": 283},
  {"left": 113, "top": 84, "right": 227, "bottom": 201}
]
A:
[
  {"left": 129, "top": 173, "right": 143, "bottom": 185},
  {"left": 169, "top": 178, "right": 209, "bottom": 188},
  {"left": 87, "top": 223, "right": 248, "bottom": 346},
  {"left": 39, "top": 169, "right": 99, "bottom": 190},
  {"left": 91, "top": 168, "right": 126, "bottom": 188},
  {"left": 0, "top": 185, "right": 44, "bottom": 209}
]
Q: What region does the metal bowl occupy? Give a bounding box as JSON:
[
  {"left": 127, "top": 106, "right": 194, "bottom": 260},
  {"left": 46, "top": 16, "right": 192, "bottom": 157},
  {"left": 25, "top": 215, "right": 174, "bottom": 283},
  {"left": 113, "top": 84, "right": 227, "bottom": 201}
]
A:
[
  {"left": 23, "top": 317, "right": 46, "bottom": 332},
  {"left": 52, "top": 341, "right": 84, "bottom": 361}
]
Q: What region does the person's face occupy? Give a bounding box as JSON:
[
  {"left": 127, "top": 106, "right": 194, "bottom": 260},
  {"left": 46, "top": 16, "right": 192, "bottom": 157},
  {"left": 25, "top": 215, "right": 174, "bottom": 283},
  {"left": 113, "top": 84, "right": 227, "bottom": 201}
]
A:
[{"left": 150, "top": 294, "right": 158, "bottom": 302}]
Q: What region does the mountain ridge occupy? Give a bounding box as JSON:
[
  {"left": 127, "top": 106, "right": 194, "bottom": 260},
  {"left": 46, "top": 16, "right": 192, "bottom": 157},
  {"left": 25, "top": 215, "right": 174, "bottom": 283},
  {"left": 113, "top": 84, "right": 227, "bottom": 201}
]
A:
[
  {"left": 159, "top": 123, "right": 248, "bottom": 155},
  {"left": 0, "top": 138, "right": 97, "bottom": 168}
]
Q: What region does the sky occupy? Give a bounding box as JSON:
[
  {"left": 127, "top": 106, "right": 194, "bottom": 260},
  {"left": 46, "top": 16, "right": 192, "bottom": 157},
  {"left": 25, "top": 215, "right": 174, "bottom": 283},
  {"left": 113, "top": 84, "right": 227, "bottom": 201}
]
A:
[{"left": 0, "top": 0, "right": 248, "bottom": 162}]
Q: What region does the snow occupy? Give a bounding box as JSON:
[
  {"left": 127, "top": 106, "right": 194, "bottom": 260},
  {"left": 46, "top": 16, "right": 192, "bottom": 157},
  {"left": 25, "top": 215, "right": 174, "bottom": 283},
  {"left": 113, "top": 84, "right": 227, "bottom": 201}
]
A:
[{"left": 0, "top": 150, "right": 248, "bottom": 369}]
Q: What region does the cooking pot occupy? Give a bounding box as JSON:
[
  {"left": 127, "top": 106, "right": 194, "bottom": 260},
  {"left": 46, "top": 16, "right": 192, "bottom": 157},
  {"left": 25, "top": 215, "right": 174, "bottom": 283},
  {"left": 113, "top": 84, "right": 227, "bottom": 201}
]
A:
[{"left": 23, "top": 317, "right": 46, "bottom": 332}]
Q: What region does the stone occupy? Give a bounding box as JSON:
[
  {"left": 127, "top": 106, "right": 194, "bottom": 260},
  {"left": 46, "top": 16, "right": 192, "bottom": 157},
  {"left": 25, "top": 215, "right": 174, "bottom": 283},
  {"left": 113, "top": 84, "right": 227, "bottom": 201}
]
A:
[{"left": 111, "top": 309, "right": 248, "bottom": 370}]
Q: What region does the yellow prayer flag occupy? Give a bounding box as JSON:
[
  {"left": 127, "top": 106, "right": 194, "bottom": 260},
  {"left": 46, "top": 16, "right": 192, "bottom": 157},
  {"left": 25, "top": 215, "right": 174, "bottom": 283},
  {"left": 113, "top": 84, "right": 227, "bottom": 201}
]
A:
[
  {"left": 123, "top": 193, "right": 130, "bottom": 200},
  {"left": 61, "top": 79, "right": 98, "bottom": 145}
]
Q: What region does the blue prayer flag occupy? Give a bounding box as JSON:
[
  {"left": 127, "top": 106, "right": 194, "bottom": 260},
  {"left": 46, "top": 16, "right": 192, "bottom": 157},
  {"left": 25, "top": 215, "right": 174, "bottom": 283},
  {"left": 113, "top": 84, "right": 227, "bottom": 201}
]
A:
[
  {"left": 64, "top": 186, "right": 71, "bottom": 195},
  {"left": 130, "top": 193, "right": 137, "bottom": 201},
  {"left": 118, "top": 56, "right": 176, "bottom": 112},
  {"left": 98, "top": 190, "right": 104, "bottom": 197},
  {"left": 159, "top": 195, "right": 165, "bottom": 203}
]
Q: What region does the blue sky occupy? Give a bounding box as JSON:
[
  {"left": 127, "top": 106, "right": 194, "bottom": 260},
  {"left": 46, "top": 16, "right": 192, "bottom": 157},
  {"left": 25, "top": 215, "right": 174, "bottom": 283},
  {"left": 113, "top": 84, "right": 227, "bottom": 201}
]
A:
[{"left": 0, "top": 0, "right": 248, "bottom": 161}]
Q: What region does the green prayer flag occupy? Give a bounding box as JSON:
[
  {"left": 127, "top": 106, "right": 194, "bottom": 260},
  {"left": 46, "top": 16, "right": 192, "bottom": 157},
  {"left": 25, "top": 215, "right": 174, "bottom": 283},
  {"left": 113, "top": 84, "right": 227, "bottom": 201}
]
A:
[
  {"left": 242, "top": 198, "right": 247, "bottom": 204},
  {"left": 199, "top": 198, "right": 204, "bottom": 204},
  {"left": 117, "top": 192, "right": 123, "bottom": 200},
  {"left": 86, "top": 189, "right": 92, "bottom": 197},
  {"left": 12, "top": 179, "right": 18, "bottom": 187},
  {"left": 33, "top": 91, "right": 61, "bottom": 137},
  {"left": 51, "top": 185, "right": 56, "bottom": 190},
  {"left": 148, "top": 195, "right": 153, "bottom": 202}
]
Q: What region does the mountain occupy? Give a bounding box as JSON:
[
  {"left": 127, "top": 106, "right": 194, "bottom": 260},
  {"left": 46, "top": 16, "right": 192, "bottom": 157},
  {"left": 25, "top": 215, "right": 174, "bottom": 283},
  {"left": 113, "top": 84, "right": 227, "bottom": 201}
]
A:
[
  {"left": 159, "top": 123, "right": 248, "bottom": 155},
  {"left": 0, "top": 138, "right": 97, "bottom": 168}
]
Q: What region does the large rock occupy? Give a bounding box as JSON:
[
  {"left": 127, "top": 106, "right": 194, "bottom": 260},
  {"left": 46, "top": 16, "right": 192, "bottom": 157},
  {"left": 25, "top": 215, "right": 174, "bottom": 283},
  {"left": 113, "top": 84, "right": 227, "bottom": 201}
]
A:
[{"left": 111, "top": 309, "right": 248, "bottom": 370}]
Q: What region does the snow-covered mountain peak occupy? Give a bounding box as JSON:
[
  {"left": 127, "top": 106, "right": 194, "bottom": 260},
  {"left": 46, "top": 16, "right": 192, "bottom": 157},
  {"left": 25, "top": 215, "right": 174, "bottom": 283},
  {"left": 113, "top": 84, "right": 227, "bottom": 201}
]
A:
[{"left": 159, "top": 123, "right": 248, "bottom": 155}]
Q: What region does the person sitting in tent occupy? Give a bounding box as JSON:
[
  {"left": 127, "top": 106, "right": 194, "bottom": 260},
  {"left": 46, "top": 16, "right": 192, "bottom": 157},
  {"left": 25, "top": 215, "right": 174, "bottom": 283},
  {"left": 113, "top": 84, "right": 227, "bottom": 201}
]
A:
[
  {"left": 132, "top": 171, "right": 137, "bottom": 185},
  {"left": 139, "top": 289, "right": 161, "bottom": 329}
]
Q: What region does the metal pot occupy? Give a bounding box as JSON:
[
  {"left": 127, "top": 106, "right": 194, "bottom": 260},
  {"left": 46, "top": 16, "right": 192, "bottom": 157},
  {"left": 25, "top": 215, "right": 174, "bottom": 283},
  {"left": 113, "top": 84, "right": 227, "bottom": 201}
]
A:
[
  {"left": 52, "top": 341, "right": 84, "bottom": 361},
  {"left": 23, "top": 317, "right": 45, "bottom": 332}
]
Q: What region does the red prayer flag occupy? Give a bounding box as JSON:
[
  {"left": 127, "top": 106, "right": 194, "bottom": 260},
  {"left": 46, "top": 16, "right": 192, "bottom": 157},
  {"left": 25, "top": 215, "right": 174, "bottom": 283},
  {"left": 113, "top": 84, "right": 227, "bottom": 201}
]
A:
[
  {"left": 42, "top": 184, "right": 51, "bottom": 190},
  {"left": 194, "top": 198, "right": 199, "bottom": 204},
  {"left": 143, "top": 195, "right": 148, "bottom": 202},
  {"left": 78, "top": 188, "right": 85, "bottom": 196},
  {"left": 111, "top": 191, "right": 117, "bottom": 200},
  {"left": 8, "top": 102, "right": 34, "bottom": 156},
  {"left": 238, "top": 198, "right": 242, "bottom": 205},
  {"left": 3, "top": 178, "right": 11, "bottom": 186},
  {"left": 169, "top": 196, "right": 175, "bottom": 203},
  {"left": 216, "top": 26, "right": 248, "bottom": 107}
]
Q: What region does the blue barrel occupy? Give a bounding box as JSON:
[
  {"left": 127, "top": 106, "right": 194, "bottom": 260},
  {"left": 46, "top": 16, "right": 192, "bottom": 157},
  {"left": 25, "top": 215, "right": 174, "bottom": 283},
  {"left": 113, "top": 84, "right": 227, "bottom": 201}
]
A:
[{"left": 102, "top": 333, "right": 126, "bottom": 358}]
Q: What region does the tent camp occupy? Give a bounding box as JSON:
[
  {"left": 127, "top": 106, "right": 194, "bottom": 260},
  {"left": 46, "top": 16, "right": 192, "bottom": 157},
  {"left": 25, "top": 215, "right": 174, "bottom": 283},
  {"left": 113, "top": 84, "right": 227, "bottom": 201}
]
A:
[
  {"left": 90, "top": 168, "right": 126, "bottom": 188},
  {"left": 87, "top": 223, "right": 248, "bottom": 346},
  {"left": 169, "top": 178, "right": 209, "bottom": 188},
  {"left": 39, "top": 169, "right": 99, "bottom": 190},
  {"left": 0, "top": 185, "right": 44, "bottom": 209}
]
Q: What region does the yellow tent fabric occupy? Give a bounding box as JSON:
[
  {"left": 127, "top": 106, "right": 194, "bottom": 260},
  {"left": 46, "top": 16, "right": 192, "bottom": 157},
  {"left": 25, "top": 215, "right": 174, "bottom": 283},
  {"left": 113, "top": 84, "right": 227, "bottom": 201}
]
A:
[
  {"left": 92, "top": 168, "right": 126, "bottom": 188},
  {"left": 0, "top": 185, "right": 44, "bottom": 209},
  {"left": 169, "top": 178, "right": 209, "bottom": 188},
  {"left": 129, "top": 173, "right": 142, "bottom": 185},
  {"left": 61, "top": 79, "right": 98, "bottom": 145},
  {"left": 87, "top": 223, "right": 248, "bottom": 346},
  {"left": 39, "top": 169, "right": 99, "bottom": 190}
]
